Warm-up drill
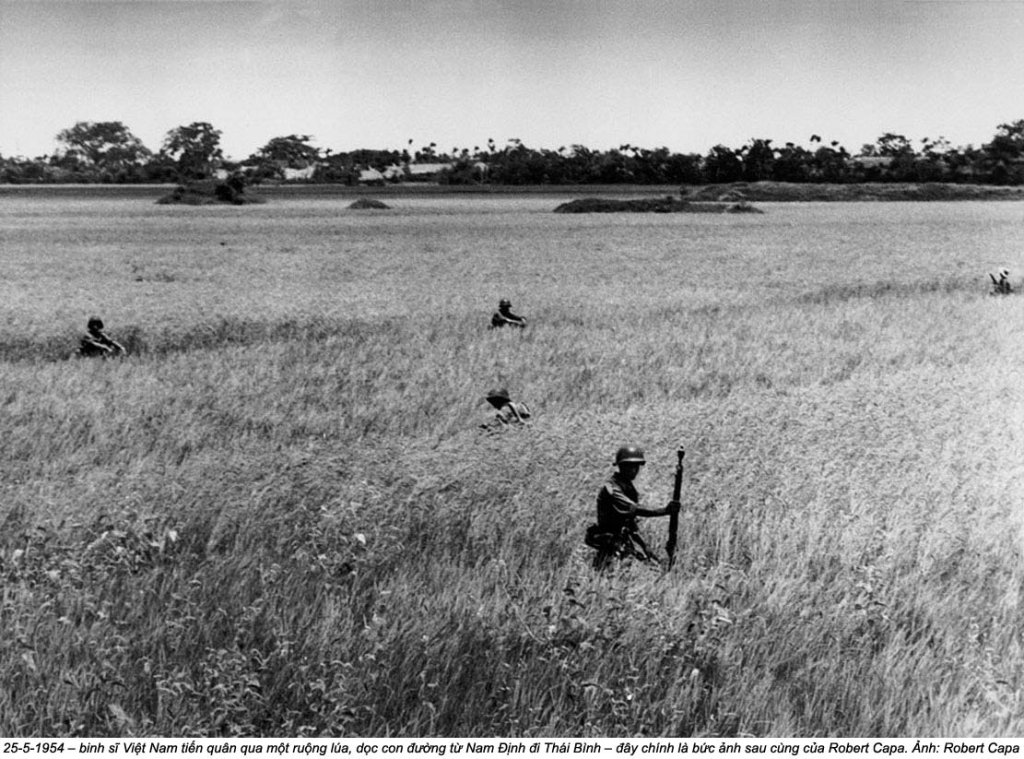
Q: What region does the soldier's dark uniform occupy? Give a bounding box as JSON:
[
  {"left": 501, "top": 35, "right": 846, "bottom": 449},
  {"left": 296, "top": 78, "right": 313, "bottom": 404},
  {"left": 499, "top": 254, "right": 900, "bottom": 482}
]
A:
[
  {"left": 490, "top": 299, "right": 527, "bottom": 329},
  {"left": 991, "top": 268, "right": 1014, "bottom": 295},
  {"left": 586, "top": 446, "right": 678, "bottom": 571},
  {"left": 78, "top": 317, "right": 126, "bottom": 358}
]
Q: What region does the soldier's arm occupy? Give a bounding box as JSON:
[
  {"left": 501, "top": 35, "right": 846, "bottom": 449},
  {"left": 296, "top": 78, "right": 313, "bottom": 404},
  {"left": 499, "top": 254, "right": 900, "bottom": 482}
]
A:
[
  {"left": 95, "top": 330, "right": 127, "bottom": 355},
  {"left": 636, "top": 504, "right": 673, "bottom": 518},
  {"left": 604, "top": 483, "right": 668, "bottom": 518},
  {"left": 637, "top": 498, "right": 679, "bottom": 518},
  {"left": 83, "top": 337, "right": 113, "bottom": 353}
]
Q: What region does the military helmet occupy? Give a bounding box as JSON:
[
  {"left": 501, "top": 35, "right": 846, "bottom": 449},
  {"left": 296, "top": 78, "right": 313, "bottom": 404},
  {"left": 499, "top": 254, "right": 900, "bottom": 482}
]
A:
[
  {"left": 999, "top": 267, "right": 1010, "bottom": 279},
  {"left": 499, "top": 299, "right": 511, "bottom": 308},
  {"left": 87, "top": 316, "right": 104, "bottom": 331},
  {"left": 614, "top": 445, "right": 646, "bottom": 465},
  {"left": 486, "top": 387, "right": 511, "bottom": 402}
]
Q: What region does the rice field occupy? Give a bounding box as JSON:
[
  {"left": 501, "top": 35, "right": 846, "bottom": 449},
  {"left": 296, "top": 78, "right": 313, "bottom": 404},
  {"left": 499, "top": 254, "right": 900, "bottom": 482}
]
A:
[{"left": 1, "top": 189, "right": 1023, "bottom": 737}]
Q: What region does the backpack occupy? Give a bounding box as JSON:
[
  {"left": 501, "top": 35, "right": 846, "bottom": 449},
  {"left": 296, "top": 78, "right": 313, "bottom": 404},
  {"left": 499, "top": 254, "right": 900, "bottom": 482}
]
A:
[{"left": 585, "top": 524, "right": 658, "bottom": 563}]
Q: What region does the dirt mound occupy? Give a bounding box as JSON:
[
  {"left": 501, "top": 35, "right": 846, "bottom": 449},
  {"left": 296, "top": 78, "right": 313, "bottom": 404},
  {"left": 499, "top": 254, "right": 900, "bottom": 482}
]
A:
[
  {"left": 716, "top": 190, "right": 747, "bottom": 202},
  {"left": 348, "top": 198, "right": 390, "bottom": 210},
  {"left": 682, "top": 181, "right": 1024, "bottom": 202},
  {"left": 156, "top": 177, "right": 264, "bottom": 206},
  {"left": 554, "top": 196, "right": 683, "bottom": 213},
  {"left": 724, "top": 201, "right": 763, "bottom": 213},
  {"left": 553, "top": 196, "right": 763, "bottom": 214}
]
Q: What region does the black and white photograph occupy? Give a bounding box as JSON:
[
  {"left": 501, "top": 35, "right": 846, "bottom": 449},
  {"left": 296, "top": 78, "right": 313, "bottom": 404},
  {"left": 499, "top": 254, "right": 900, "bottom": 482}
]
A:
[{"left": 2, "top": 0, "right": 1024, "bottom": 742}]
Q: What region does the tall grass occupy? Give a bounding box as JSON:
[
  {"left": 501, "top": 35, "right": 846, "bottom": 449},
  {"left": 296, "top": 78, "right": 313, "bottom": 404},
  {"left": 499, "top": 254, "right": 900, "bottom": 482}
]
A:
[{"left": 1, "top": 194, "right": 1023, "bottom": 736}]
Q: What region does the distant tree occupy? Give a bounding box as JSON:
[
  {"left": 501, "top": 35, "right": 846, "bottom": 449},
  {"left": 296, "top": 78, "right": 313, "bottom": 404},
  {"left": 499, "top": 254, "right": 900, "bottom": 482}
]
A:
[
  {"left": 487, "top": 141, "right": 551, "bottom": 184},
  {"left": 871, "top": 132, "right": 915, "bottom": 158},
  {"left": 439, "top": 153, "right": 489, "bottom": 185},
  {"left": 853, "top": 133, "right": 915, "bottom": 181},
  {"left": 594, "top": 149, "right": 632, "bottom": 183},
  {"left": 741, "top": 138, "right": 775, "bottom": 182},
  {"left": 985, "top": 120, "right": 1024, "bottom": 162},
  {"left": 54, "top": 121, "right": 151, "bottom": 180},
  {"left": 661, "top": 151, "right": 703, "bottom": 184},
  {"left": 624, "top": 146, "right": 658, "bottom": 183},
  {"left": 555, "top": 144, "right": 594, "bottom": 183},
  {"left": 703, "top": 145, "right": 743, "bottom": 183},
  {"left": 415, "top": 142, "right": 438, "bottom": 161},
  {"left": 995, "top": 120, "right": 1024, "bottom": 143},
  {"left": 810, "top": 142, "right": 850, "bottom": 183},
  {"left": 982, "top": 119, "right": 1024, "bottom": 184},
  {"left": 160, "top": 122, "right": 223, "bottom": 180},
  {"left": 251, "top": 134, "right": 320, "bottom": 167},
  {"left": 772, "top": 142, "right": 812, "bottom": 182},
  {"left": 0, "top": 155, "right": 52, "bottom": 184},
  {"left": 141, "top": 152, "right": 182, "bottom": 183},
  {"left": 906, "top": 136, "right": 952, "bottom": 182},
  {"left": 919, "top": 136, "right": 950, "bottom": 159}
]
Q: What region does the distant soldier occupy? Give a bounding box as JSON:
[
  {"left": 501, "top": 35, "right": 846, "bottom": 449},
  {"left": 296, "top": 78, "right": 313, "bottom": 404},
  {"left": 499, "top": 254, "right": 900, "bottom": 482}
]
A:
[
  {"left": 78, "top": 316, "right": 126, "bottom": 358},
  {"left": 490, "top": 299, "right": 527, "bottom": 329},
  {"left": 990, "top": 268, "right": 1014, "bottom": 295},
  {"left": 585, "top": 446, "right": 679, "bottom": 571},
  {"left": 481, "top": 388, "right": 531, "bottom": 430}
]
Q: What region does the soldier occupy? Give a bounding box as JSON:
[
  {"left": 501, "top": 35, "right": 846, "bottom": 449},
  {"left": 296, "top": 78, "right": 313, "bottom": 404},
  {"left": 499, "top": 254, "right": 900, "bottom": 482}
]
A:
[
  {"left": 78, "top": 316, "right": 127, "bottom": 358},
  {"left": 490, "top": 299, "right": 527, "bottom": 329},
  {"left": 586, "top": 445, "right": 679, "bottom": 571},
  {"left": 990, "top": 268, "right": 1014, "bottom": 295},
  {"left": 481, "top": 388, "right": 531, "bottom": 430}
]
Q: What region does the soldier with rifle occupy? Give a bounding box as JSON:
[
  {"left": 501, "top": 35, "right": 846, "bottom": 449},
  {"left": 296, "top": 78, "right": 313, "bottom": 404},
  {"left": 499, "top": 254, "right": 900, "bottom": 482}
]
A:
[
  {"left": 586, "top": 445, "right": 681, "bottom": 571},
  {"left": 77, "top": 316, "right": 127, "bottom": 358},
  {"left": 490, "top": 299, "right": 527, "bottom": 329},
  {"left": 990, "top": 268, "right": 1014, "bottom": 295}
]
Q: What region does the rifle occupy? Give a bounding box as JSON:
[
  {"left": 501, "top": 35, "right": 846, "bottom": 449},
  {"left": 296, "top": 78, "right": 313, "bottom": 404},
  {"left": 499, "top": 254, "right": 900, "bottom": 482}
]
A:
[{"left": 665, "top": 448, "right": 684, "bottom": 569}]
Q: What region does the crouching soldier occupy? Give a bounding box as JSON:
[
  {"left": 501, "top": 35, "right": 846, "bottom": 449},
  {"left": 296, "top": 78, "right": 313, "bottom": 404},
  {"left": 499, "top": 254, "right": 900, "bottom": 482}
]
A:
[
  {"left": 78, "top": 316, "right": 127, "bottom": 358},
  {"left": 490, "top": 299, "right": 527, "bottom": 328},
  {"left": 990, "top": 268, "right": 1014, "bottom": 295},
  {"left": 480, "top": 388, "right": 531, "bottom": 431},
  {"left": 585, "top": 445, "right": 679, "bottom": 571}
]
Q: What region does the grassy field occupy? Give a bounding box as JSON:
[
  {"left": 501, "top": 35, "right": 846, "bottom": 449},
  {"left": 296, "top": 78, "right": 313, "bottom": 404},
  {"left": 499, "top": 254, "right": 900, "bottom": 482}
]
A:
[{"left": 1, "top": 192, "right": 1023, "bottom": 737}]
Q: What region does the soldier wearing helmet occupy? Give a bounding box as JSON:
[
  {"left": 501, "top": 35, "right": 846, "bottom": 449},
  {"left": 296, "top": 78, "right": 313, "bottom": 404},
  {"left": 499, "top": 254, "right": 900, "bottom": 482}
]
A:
[
  {"left": 990, "top": 267, "right": 1014, "bottom": 295},
  {"left": 585, "top": 445, "right": 680, "bottom": 570},
  {"left": 480, "top": 387, "right": 531, "bottom": 431},
  {"left": 490, "top": 298, "right": 527, "bottom": 329},
  {"left": 77, "top": 316, "right": 127, "bottom": 358}
]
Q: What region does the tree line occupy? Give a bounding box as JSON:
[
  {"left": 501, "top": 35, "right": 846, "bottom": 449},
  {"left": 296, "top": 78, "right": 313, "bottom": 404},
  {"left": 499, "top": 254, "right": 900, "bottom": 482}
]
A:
[{"left": 3, "top": 119, "right": 1024, "bottom": 186}]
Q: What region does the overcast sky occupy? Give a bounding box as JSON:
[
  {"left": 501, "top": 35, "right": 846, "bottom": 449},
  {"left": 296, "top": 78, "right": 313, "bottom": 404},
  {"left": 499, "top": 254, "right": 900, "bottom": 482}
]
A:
[{"left": 2, "top": 0, "right": 1024, "bottom": 161}]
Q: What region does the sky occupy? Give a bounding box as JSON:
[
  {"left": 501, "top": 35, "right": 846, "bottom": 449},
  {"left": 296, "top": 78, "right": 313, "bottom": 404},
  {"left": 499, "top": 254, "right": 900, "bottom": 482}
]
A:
[{"left": 2, "top": 0, "right": 1024, "bottom": 161}]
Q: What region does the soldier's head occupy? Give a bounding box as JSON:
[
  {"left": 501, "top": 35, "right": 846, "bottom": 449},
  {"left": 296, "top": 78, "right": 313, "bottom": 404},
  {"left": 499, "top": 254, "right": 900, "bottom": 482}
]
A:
[
  {"left": 498, "top": 298, "right": 512, "bottom": 312},
  {"left": 999, "top": 268, "right": 1010, "bottom": 280},
  {"left": 87, "top": 316, "right": 104, "bottom": 334},
  {"left": 614, "top": 445, "right": 646, "bottom": 480},
  {"left": 486, "top": 387, "right": 511, "bottom": 408}
]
